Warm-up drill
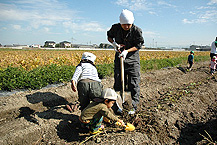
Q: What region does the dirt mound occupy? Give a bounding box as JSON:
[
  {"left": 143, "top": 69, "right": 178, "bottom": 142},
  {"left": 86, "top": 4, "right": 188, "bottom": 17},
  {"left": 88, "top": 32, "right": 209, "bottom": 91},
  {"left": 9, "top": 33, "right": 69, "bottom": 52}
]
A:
[{"left": 0, "top": 61, "right": 217, "bottom": 145}]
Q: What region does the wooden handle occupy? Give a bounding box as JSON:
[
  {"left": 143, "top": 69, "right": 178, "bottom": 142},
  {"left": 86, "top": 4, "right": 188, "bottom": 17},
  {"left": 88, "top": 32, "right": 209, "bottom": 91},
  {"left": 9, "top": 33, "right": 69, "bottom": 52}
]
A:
[{"left": 120, "top": 56, "right": 125, "bottom": 103}]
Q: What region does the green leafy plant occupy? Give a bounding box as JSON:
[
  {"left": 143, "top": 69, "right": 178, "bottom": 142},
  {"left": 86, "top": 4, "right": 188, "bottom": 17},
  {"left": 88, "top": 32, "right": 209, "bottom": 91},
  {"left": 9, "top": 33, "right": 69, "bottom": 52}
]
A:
[
  {"left": 0, "top": 55, "right": 210, "bottom": 91},
  {"left": 96, "top": 63, "right": 114, "bottom": 79},
  {"left": 0, "top": 65, "right": 75, "bottom": 91}
]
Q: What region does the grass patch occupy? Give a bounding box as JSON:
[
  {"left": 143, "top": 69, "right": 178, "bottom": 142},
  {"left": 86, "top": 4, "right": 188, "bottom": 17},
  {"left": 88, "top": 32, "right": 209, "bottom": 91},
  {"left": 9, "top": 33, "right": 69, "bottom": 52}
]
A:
[
  {"left": 0, "top": 64, "right": 75, "bottom": 91},
  {"left": 140, "top": 56, "right": 209, "bottom": 72}
]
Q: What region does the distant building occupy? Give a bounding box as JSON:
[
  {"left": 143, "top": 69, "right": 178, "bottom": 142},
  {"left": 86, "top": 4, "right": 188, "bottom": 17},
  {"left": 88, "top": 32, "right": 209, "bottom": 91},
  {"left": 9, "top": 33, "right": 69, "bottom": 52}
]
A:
[
  {"left": 92, "top": 44, "right": 98, "bottom": 48},
  {"left": 44, "top": 41, "right": 56, "bottom": 48},
  {"left": 60, "top": 41, "right": 71, "bottom": 48},
  {"left": 4, "top": 45, "right": 13, "bottom": 47},
  {"left": 30, "top": 44, "right": 41, "bottom": 48},
  {"left": 190, "top": 45, "right": 211, "bottom": 51},
  {"left": 13, "top": 44, "right": 28, "bottom": 47},
  {"left": 71, "top": 44, "right": 98, "bottom": 48},
  {"left": 99, "top": 43, "right": 113, "bottom": 49}
]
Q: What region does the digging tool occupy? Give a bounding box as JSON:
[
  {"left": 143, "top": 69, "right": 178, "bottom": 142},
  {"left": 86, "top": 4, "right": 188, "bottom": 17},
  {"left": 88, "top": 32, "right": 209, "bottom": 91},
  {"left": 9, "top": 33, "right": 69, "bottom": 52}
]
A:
[
  {"left": 117, "top": 48, "right": 126, "bottom": 104},
  {"left": 115, "top": 122, "right": 135, "bottom": 131},
  {"left": 120, "top": 54, "right": 125, "bottom": 103},
  {"left": 112, "top": 49, "right": 133, "bottom": 113},
  {"left": 112, "top": 49, "right": 125, "bottom": 113},
  {"left": 112, "top": 48, "right": 133, "bottom": 113}
]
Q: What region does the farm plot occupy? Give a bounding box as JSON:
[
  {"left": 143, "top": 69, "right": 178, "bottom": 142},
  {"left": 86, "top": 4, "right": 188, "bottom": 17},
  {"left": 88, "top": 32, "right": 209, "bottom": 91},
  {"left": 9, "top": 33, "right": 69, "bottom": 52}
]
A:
[{"left": 0, "top": 60, "right": 216, "bottom": 144}]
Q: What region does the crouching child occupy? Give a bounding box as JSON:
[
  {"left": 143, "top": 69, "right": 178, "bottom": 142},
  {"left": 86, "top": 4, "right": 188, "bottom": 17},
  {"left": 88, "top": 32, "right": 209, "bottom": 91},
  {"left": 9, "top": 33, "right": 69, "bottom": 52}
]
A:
[
  {"left": 68, "top": 52, "right": 103, "bottom": 112},
  {"left": 79, "top": 88, "right": 125, "bottom": 134}
]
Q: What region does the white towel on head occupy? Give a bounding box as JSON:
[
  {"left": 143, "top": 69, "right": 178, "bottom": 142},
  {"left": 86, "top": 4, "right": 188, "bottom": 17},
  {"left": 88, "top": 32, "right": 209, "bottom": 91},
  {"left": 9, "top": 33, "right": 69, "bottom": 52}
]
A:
[{"left": 119, "top": 9, "right": 134, "bottom": 24}]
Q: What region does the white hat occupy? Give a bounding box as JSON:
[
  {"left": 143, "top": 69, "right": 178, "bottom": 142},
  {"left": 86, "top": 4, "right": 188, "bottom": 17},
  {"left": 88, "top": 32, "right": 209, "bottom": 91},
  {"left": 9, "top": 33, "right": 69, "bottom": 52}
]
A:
[
  {"left": 81, "top": 52, "right": 96, "bottom": 63},
  {"left": 101, "top": 88, "right": 119, "bottom": 100},
  {"left": 119, "top": 9, "right": 134, "bottom": 24}
]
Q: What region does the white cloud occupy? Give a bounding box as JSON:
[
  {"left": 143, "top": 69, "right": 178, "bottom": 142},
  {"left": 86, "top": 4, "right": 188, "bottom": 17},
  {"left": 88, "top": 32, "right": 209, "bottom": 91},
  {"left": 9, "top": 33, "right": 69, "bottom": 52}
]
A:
[
  {"left": 115, "top": 0, "right": 176, "bottom": 11},
  {"left": 182, "top": 18, "right": 208, "bottom": 24},
  {"left": 12, "top": 24, "right": 21, "bottom": 30},
  {"left": 148, "top": 11, "right": 158, "bottom": 16},
  {"left": 63, "top": 21, "right": 106, "bottom": 32},
  {"left": 0, "top": 0, "right": 106, "bottom": 34},
  {"left": 196, "top": 6, "right": 213, "bottom": 9},
  {"left": 0, "top": 27, "right": 7, "bottom": 30},
  {"left": 189, "top": 11, "right": 196, "bottom": 15},
  {"left": 183, "top": 0, "right": 217, "bottom": 26},
  {"left": 157, "top": 1, "right": 176, "bottom": 8},
  {"left": 143, "top": 31, "right": 159, "bottom": 38},
  {"left": 0, "top": 3, "right": 29, "bottom": 21},
  {"left": 208, "top": 0, "right": 217, "bottom": 5},
  {"left": 199, "top": 10, "right": 217, "bottom": 22},
  {"left": 182, "top": 19, "right": 193, "bottom": 24},
  {"left": 44, "top": 27, "right": 50, "bottom": 32},
  {"left": 0, "top": 0, "right": 78, "bottom": 29},
  {"left": 115, "top": 0, "right": 150, "bottom": 11}
]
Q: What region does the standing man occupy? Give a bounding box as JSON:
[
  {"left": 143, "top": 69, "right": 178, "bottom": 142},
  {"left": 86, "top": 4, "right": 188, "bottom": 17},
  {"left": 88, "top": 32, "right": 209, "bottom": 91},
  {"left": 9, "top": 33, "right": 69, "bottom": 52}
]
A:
[
  {"left": 107, "top": 9, "right": 144, "bottom": 114},
  {"left": 210, "top": 37, "right": 217, "bottom": 60}
]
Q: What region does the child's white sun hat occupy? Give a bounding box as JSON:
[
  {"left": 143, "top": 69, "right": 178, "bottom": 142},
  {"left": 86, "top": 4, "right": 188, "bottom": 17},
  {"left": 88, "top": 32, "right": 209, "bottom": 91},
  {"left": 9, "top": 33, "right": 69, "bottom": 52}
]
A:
[
  {"left": 81, "top": 52, "right": 96, "bottom": 63},
  {"left": 101, "top": 88, "right": 119, "bottom": 101}
]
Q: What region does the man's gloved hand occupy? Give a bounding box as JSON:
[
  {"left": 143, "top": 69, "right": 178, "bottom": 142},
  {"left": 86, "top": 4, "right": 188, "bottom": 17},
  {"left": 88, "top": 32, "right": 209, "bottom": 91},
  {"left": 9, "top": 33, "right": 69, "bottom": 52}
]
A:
[
  {"left": 112, "top": 42, "right": 121, "bottom": 52},
  {"left": 119, "top": 50, "right": 128, "bottom": 60}
]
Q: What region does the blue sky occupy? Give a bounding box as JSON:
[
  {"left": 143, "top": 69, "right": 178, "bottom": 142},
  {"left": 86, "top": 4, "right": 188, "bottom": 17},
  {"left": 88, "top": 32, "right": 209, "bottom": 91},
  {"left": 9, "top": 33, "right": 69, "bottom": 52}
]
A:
[{"left": 0, "top": 0, "right": 216, "bottom": 48}]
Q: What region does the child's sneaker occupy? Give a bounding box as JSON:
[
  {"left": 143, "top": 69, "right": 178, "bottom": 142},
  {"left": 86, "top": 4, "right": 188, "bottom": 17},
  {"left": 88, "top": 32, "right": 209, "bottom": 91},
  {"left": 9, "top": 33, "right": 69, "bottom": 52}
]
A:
[
  {"left": 89, "top": 129, "right": 102, "bottom": 135},
  {"left": 89, "top": 125, "right": 104, "bottom": 135}
]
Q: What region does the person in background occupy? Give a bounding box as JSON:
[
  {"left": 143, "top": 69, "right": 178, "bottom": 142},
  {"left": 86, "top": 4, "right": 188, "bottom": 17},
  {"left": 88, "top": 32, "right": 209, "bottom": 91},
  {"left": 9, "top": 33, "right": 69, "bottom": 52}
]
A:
[
  {"left": 187, "top": 51, "right": 194, "bottom": 71},
  {"left": 210, "top": 56, "right": 217, "bottom": 75},
  {"left": 69, "top": 52, "right": 103, "bottom": 112},
  {"left": 107, "top": 9, "right": 144, "bottom": 115},
  {"left": 210, "top": 37, "right": 217, "bottom": 60},
  {"left": 79, "top": 88, "right": 125, "bottom": 134}
]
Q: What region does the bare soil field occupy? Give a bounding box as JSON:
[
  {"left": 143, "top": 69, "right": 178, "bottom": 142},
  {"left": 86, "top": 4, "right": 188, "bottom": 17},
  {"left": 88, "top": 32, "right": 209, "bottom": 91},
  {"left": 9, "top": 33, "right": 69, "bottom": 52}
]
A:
[{"left": 0, "top": 61, "right": 216, "bottom": 145}]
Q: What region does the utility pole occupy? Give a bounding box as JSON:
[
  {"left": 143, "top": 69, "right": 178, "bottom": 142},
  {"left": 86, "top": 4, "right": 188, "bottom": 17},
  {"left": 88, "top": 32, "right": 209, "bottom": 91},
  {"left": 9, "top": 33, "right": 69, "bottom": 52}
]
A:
[{"left": 71, "top": 37, "right": 76, "bottom": 44}]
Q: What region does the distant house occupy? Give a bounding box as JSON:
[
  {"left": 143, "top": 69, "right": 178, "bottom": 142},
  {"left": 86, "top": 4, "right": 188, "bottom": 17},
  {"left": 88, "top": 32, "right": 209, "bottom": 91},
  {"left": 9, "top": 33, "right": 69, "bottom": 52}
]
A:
[
  {"left": 30, "top": 44, "right": 41, "bottom": 48},
  {"left": 44, "top": 41, "right": 56, "bottom": 48},
  {"left": 60, "top": 41, "right": 71, "bottom": 48}
]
